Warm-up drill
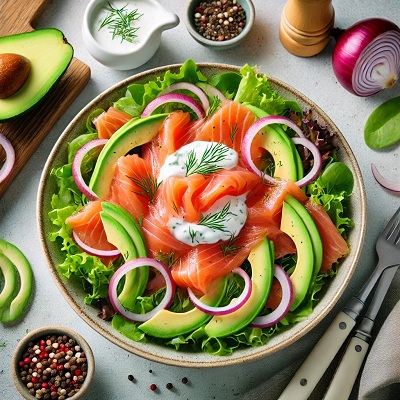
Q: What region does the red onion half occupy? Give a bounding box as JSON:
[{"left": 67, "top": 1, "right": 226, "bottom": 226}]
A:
[
  {"left": 371, "top": 163, "right": 400, "bottom": 193},
  {"left": 332, "top": 18, "right": 400, "bottom": 96},
  {"left": 109, "top": 258, "right": 176, "bottom": 322},
  {"left": 72, "top": 138, "right": 108, "bottom": 200},
  {"left": 250, "top": 265, "right": 293, "bottom": 328},
  {"left": 0, "top": 133, "right": 15, "bottom": 184},
  {"left": 141, "top": 93, "right": 205, "bottom": 119},
  {"left": 187, "top": 268, "right": 252, "bottom": 316}
]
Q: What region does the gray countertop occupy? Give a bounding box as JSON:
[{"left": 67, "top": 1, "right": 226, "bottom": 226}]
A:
[{"left": 1, "top": 1, "right": 399, "bottom": 399}]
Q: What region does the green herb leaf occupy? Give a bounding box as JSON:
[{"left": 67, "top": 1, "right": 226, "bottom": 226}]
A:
[{"left": 364, "top": 96, "right": 400, "bottom": 149}]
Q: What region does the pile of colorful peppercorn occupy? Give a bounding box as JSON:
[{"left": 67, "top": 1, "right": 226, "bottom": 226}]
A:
[
  {"left": 193, "top": 0, "right": 246, "bottom": 41},
  {"left": 17, "top": 334, "right": 88, "bottom": 399}
]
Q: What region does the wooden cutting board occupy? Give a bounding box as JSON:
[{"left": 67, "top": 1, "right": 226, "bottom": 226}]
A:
[{"left": 0, "top": 0, "right": 90, "bottom": 198}]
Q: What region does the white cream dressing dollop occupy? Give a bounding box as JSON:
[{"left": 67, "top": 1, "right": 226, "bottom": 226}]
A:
[{"left": 158, "top": 141, "right": 248, "bottom": 246}]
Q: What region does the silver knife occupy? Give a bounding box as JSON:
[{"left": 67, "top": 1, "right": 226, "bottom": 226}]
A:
[{"left": 323, "top": 264, "right": 399, "bottom": 399}]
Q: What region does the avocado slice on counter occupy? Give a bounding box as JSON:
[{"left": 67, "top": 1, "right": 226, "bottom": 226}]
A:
[
  {"left": 0, "top": 239, "right": 33, "bottom": 323},
  {"left": 280, "top": 201, "right": 314, "bottom": 310},
  {"left": 0, "top": 28, "right": 73, "bottom": 121}
]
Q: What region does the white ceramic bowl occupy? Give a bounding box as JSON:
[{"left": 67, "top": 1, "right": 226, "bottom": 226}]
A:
[
  {"left": 82, "top": 0, "right": 179, "bottom": 70},
  {"left": 12, "top": 326, "right": 95, "bottom": 400},
  {"left": 185, "top": 0, "right": 255, "bottom": 49},
  {"left": 37, "top": 63, "right": 366, "bottom": 368}
]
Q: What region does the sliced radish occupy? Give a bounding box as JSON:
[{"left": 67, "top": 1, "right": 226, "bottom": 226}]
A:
[
  {"left": 141, "top": 93, "right": 205, "bottom": 120},
  {"left": 0, "top": 133, "right": 15, "bottom": 184},
  {"left": 72, "top": 230, "right": 121, "bottom": 258},
  {"left": 250, "top": 265, "right": 293, "bottom": 328},
  {"left": 72, "top": 139, "right": 108, "bottom": 200},
  {"left": 109, "top": 258, "right": 176, "bottom": 322},
  {"left": 187, "top": 268, "right": 252, "bottom": 316}
]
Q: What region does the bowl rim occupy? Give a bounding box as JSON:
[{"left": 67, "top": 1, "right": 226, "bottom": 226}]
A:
[
  {"left": 12, "top": 326, "right": 95, "bottom": 400},
  {"left": 37, "top": 62, "right": 367, "bottom": 368},
  {"left": 184, "top": 0, "right": 255, "bottom": 47}
]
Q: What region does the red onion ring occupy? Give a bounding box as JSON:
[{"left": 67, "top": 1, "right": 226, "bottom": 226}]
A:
[
  {"left": 141, "top": 93, "right": 205, "bottom": 119},
  {"left": 250, "top": 265, "right": 293, "bottom": 328},
  {"left": 0, "top": 133, "right": 15, "bottom": 184},
  {"left": 291, "top": 137, "right": 322, "bottom": 187},
  {"left": 187, "top": 268, "right": 252, "bottom": 316},
  {"left": 332, "top": 18, "right": 400, "bottom": 96},
  {"left": 109, "top": 258, "right": 176, "bottom": 322},
  {"left": 371, "top": 163, "right": 400, "bottom": 193},
  {"left": 196, "top": 82, "right": 227, "bottom": 103},
  {"left": 72, "top": 230, "right": 121, "bottom": 258},
  {"left": 160, "top": 82, "right": 210, "bottom": 111},
  {"left": 72, "top": 139, "right": 108, "bottom": 200},
  {"left": 241, "top": 116, "right": 307, "bottom": 184}
]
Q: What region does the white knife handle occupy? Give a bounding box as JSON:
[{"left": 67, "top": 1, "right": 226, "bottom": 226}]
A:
[
  {"left": 323, "top": 336, "right": 369, "bottom": 400},
  {"left": 278, "top": 311, "right": 356, "bottom": 400}
]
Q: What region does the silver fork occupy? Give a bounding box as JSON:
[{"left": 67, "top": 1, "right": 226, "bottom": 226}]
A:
[{"left": 279, "top": 207, "right": 400, "bottom": 400}]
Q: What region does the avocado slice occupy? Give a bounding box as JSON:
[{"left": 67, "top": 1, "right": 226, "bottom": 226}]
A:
[
  {"left": 100, "top": 202, "right": 149, "bottom": 305},
  {"left": 285, "top": 195, "right": 323, "bottom": 280},
  {"left": 280, "top": 201, "right": 314, "bottom": 310},
  {"left": 0, "top": 28, "right": 73, "bottom": 121},
  {"left": 89, "top": 113, "right": 168, "bottom": 199},
  {"left": 0, "top": 239, "right": 33, "bottom": 323},
  {"left": 244, "top": 104, "right": 303, "bottom": 181},
  {"left": 0, "top": 253, "right": 17, "bottom": 311},
  {"left": 139, "top": 276, "right": 228, "bottom": 338},
  {"left": 204, "top": 237, "right": 274, "bottom": 338}
]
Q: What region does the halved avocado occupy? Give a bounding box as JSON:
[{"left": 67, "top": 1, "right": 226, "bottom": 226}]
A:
[{"left": 0, "top": 28, "right": 74, "bottom": 121}]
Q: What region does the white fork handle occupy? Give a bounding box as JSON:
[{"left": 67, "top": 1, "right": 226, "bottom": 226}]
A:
[
  {"left": 278, "top": 311, "right": 356, "bottom": 400},
  {"left": 323, "top": 336, "right": 369, "bottom": 400}
]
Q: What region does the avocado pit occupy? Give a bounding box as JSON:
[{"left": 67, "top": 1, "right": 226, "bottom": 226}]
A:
[{"left": 0, "top": 53, "right": 31, "bottom": 99}]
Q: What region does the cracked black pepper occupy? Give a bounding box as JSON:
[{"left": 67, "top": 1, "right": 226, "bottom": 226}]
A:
[{"left": 193, "top": 0, "right": 247, "bottom": 41}]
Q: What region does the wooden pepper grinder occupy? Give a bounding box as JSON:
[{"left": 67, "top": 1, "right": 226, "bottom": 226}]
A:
[{"left": 279, "top": 0, "right": 335, "bottom": 57}]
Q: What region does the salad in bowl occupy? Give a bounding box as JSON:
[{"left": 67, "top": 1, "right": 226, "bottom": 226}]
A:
[{"left": 38, "top": 60, "right": 366, "bottom": 366}]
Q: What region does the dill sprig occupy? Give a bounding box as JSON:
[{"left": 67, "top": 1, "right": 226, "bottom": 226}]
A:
[
  {"left": 185, "top": 142, "right": 231, "bottom": 176},
  {"left": 198, "top": 202, "right": 236, "bottom": 232},
  {"left": 99, "top": 2, "right": 143, "bottom": 43},
  {"left": 229, "top": 123, "right": 238, "bottom": 143},
  {"left": 127, "top": 172, "right": 159, "bottom": 203},
  {"left": 206, "top": 96, "right": 222, "bottom": 117},
  {"left": 221, "top": 234, "right": 243, "bottom": 257}
]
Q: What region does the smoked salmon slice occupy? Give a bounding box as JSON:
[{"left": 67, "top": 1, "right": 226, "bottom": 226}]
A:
[
  {"left": 107, "top": 154, "right": 154, "bottom": 221},
  {"left": 305, "top": 200, "right": 349, "bottom": 272},
  {"left": 66, "top": 200, "right": 116, "bottom": 251},
  {"left": 93, "top": 107, "right": 132, "bottom": 139}
]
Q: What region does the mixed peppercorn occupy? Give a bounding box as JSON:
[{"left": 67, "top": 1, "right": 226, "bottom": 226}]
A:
[
  {"left": 193, "top": 0, "right": 247, "bottom": 41},
  {"left": 17, "top": 334, "right": 88, "bottom": 399}
]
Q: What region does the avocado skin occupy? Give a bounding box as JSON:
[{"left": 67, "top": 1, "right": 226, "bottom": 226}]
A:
[
  {"left": 139, "top": 276, "right": 228, "bottom": 339},
  {"left": 280, "top": 201, "right": 314, "bottom": 310},
  {"left": 204, "top": 237, "right": 274, "bottom": 338},
  {"left": 89, "top": 114, "right": 168, "bottom": 199},
  {"left": 0, "top": 28, "right": 74, "bottom": 121},
  {"left": 0, "top": 239, "right": 33, "bottom": 323}
]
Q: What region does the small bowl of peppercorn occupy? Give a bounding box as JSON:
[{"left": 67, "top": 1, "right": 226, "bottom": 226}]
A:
[
  {"left": 185, "top": 0, "right": 255, "bottom": 49},
  {"left": 12, "top": 326, "right": 95, "bottom": 400}
]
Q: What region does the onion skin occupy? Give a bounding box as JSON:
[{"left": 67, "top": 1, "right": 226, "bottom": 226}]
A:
[{"left": 332, "top": 18, "right": 400, "bottom": 96}]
